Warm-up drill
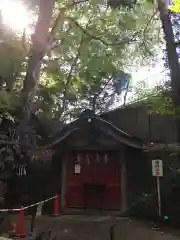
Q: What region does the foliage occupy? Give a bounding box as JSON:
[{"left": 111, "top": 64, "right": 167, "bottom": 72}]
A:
[
  {"left": 32, "top": 0, "right": 160, "bottom": 121},
  {"left": 142, "top": 94, "right": 175, "bottom": 114},
  {"left": 170, "top": 12, "right": 180, "bottom": 52},
  {"left": 0, "top": 0, "right": 161, "bottom": 122},
  {"left": 129, "top": 79, "right": 178, "bottom": 115},
  {"left": 0, "top": 33, "right": 27, "bottom": 89},
  {"left": 169, "top": 0, "right": 180, "bottom": 13}
]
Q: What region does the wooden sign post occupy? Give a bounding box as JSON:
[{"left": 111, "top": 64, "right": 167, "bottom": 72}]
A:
[{"left": 152, "top": 159, "right": 163, "bottom": 217}]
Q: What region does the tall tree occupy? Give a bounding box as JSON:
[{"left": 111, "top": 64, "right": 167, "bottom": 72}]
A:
[
  {"left": 18, "top": 0, "right": 56, "bottom": 149},
  {"left": 157, "top": 0, "right": 180, "bottom": 107}
]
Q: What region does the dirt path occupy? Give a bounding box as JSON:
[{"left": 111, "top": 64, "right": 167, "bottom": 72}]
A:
[{"left": 33, "top": 215, "right": 180, "bottom": 240}]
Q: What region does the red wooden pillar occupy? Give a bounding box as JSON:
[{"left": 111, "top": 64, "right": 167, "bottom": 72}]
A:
[
  {"left": 60, "top": 156, "right": 67, "bottom": 212},
  {"left": 120, "top": 151, "right": 127, "bottom": 211}
]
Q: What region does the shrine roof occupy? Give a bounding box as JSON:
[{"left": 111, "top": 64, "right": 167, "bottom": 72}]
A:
[{"left": 48, "top": 110, "right": 144, "bottom": 149}]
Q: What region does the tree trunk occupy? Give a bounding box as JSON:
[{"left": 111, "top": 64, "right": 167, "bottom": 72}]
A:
[
  {"left": 18, "top": 0, "right": 55, "bottom": 145},
  {"left": 158, "top": 0, "right": 180, "bottom": 165},
  {"left": 158, "top": 0, "right": 180, "bottom": 107}
]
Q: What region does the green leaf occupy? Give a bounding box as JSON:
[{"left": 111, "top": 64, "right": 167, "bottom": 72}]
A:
[{"left": 169, "top": 0, "right": 180, "bottom": 12}]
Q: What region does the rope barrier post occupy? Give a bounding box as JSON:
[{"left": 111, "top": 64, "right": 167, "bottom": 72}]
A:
[
  {"left": 0, "top": 194, "right": 58, "bottom": 233},
  {"left": 15, "top": 207, "right": 26, "bottom": 238},
  {"left": 36, "top": 203, "right": 43, "bottom": 217},
  {"left": 53, "top": 193, "right": 59, "bottom": 216},
  {"left": 109, "top": 216, "right": 116, "bottom": 240},
  {"left": 109, "top": 217, "right": 116, "bottom": 240},
  {"left": 30, "top": 205, "right": 37, "bottom": 234},
  {"left": 110, "top": 225, "right": 115, "bottom": 240}
]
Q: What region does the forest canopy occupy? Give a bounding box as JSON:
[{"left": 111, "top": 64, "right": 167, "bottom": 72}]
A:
[{"left": 0, "top": 0, "right": 161, "bottom": 122}]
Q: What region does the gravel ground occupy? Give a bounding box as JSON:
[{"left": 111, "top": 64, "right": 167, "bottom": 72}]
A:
[{"left": 32, "top": 215, "right": 180, "bottom": 240}]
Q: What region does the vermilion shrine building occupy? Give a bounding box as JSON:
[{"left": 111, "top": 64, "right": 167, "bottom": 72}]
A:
[{"left": 48, "top": 106, "right": 178, "bottom": 212}]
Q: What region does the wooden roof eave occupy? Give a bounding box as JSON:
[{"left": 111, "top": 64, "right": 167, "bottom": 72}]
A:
[
  {"left": 91, "top": 116, "right": 143, "bottom": 149},
  {"left": 98, "top": 125, "right": 142, "bottom": 149},
  {"left": 143, "top": 143, "right": 180, "bottom": 152},
  {"left": 47, "top": 116, "right": 144, "bottom": 150}
]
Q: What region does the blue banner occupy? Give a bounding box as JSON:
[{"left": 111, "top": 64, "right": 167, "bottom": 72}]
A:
[{"left": 116, "top": 71, "right": 130, "bottom": 90}]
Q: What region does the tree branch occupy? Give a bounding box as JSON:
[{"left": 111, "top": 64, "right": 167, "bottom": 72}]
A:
[
  {"left": 69, "top": 17, "right": 140, "bottom": 46},
  {"left": 60, "top": 33, "right": 85, "bottom": 118},
  {"left": 47, "top": 0, "right": 89, "bottom": 46},
  {"left": 71, "top": 0, "right": 89, "bottom": 6},
  {"left": 59, "top": 17, "right": 92, "bottom": 118},
  {"left": 142, "top": 9, "right": 158, "bottom": 56}
]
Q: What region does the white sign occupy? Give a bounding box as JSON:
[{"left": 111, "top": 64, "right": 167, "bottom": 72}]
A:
[
  {"left": 152, "top": 159, "right": 163, "bottom": 177},
  {"left": 74, "top": 164, "right": 81, "bottom": 174}
]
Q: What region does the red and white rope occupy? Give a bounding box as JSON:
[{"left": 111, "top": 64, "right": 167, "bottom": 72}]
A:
[{"left": 0, "top": 195, "right": 57, "bottom": 212}]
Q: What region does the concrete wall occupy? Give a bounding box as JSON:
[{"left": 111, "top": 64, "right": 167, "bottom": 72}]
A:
[
  {"left": 150, "top": 114, "right": 178, "bottom": 143},
  {"left": 101, "top": 106, "right": 178, "bottom": 143}
]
